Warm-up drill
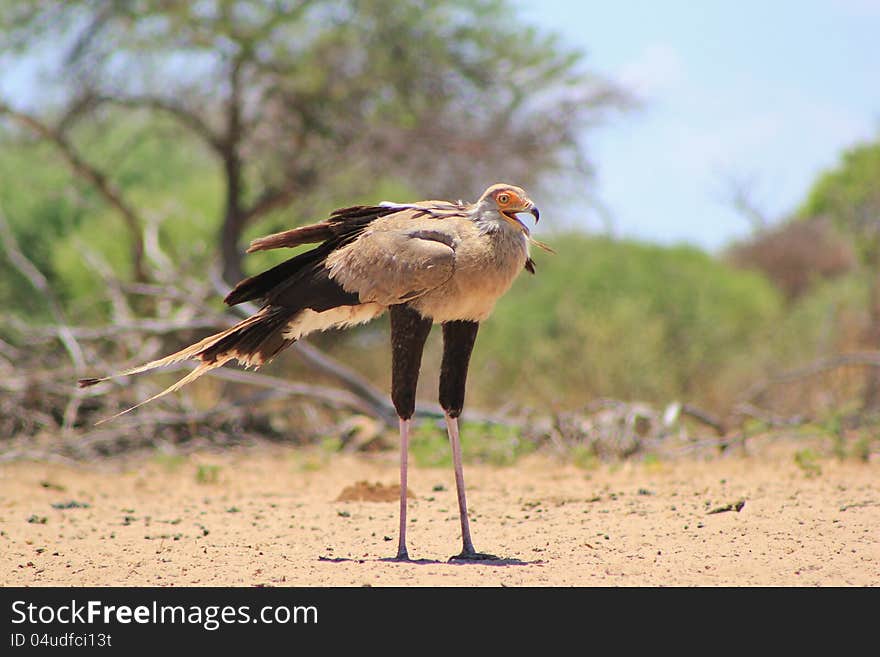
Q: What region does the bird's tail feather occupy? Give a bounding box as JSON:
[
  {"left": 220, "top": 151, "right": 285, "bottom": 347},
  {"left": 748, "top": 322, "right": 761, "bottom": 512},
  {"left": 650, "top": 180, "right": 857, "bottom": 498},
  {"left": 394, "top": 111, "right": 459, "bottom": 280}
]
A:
[
  {"left": 78, "top": 307, "right": 293, "bottom": 423},
  {"left": 246, "top": 222, "right": 333, "bottom": 253},
  {"left": 86, "top": 360, "right": 229, "bottom": 425}
]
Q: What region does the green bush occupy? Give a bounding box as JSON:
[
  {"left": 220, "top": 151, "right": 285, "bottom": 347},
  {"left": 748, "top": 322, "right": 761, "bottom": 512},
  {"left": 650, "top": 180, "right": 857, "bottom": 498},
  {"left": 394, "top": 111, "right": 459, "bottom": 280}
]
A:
[
  {"left": 410, "top": 420, "right": 534, "bottom": 467},
  {"left": 470, "top": 234, "right": 784, "bottom": 410}
]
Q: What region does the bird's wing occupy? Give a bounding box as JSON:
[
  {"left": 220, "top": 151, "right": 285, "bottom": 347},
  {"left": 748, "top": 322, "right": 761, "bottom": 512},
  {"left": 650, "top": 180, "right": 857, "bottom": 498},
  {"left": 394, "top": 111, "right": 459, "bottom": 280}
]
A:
[
  {"left": 325, "top": 209, "right": 465, "bottom": 306},
  {"left": 228, "top": 202, "right": 469, "bottom": 308},
  {"left": 245, "top": 201, "right": 466, "bottom": 254}
]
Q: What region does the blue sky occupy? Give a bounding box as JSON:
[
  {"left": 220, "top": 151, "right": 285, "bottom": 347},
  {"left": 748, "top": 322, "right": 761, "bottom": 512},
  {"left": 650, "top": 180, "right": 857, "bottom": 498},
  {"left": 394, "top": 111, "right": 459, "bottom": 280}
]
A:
[{"left": 519, "top": 0, "right": 880, "bottom": 250}]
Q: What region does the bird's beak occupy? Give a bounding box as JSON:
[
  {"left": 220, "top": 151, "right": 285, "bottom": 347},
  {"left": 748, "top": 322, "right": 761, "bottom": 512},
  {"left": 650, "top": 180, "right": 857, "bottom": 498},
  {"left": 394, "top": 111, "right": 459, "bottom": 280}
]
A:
[
  {"left": 500, "top": 201, "right": 540, "bottom": 234},
  {"left": 514, "top": 202, "right": 540, "bottom": 224}
]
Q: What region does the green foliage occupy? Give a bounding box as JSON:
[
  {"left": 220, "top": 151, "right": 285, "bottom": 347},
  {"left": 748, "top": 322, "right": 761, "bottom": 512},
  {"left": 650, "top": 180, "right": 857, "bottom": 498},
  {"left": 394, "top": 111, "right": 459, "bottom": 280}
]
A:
[
  {"left": 826, "top": 414, "right": 847, "bottom": 460},
  {"left": 794, "top": 449, "right": 822, "bottom": 477},
  {"left": 796, "top": 136, "right": 880, "bottom": 413},
  {"left": 801, "top": 138, "right": 880, "bottom": 223},
  {"left": 410, "top": 422, "right": 453, "bottom": 467},
  {"left": 799, "top": 137, "right": 880, "bottom": 261},
  {"left": 0, "top": 136, "right": 85, "bottom": 320},
  {"left": 471, "top": 234, "right": 783, "bottom": 409},
  {"left": 853, "top": 436, "right": 873, "bottom": 462},
  {"left": 570, "top": 445, "right": 599, "bottom": 470},
  {"left": 762, "top": 274, "right": 866, "bottom": 365},
  {"left": 152, "top": 453, "right": 186, "bottom": 472},
  {"left": 410, "top": 420, "right": 534, "bottom": 467},
  {"left": 195, "top": 464, "right": 221, "bottom": 484}
]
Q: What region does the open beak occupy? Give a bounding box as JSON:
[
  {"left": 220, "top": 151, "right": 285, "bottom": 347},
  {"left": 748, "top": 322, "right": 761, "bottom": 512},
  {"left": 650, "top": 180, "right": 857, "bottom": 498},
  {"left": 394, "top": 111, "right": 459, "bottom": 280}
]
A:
[{"left": 500, "top": 201, "right": 540, "bottom": 235}]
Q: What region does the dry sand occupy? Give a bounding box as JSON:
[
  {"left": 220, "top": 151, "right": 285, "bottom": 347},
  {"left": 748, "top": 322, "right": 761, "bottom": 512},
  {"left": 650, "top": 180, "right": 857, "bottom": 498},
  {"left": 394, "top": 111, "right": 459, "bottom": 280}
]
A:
[{"left": 1, "top": 443, "right": 877, "bottom": 586}]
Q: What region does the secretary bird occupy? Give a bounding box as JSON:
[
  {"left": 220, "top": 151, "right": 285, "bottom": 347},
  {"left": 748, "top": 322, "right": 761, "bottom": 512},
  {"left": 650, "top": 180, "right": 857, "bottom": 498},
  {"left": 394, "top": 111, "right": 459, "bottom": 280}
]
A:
[{"left": 80, "top": 183, "right": 543, "bottom": 561}]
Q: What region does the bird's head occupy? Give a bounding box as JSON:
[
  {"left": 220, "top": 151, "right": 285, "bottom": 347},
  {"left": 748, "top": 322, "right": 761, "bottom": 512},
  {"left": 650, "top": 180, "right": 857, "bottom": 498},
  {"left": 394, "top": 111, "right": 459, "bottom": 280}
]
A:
[{"left": 475, "top": 183, "right": 539, "bottom": 235}]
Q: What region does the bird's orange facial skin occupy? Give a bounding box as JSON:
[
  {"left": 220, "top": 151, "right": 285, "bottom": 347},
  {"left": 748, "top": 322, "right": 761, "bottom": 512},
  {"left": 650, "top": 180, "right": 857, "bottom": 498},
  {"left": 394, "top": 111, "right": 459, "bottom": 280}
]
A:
[
  {"left": 493, "top": 189, "right": 523, "bottom": 210},
  {"left": 493, "top": 188, "right": 535, "bottom": 233}
]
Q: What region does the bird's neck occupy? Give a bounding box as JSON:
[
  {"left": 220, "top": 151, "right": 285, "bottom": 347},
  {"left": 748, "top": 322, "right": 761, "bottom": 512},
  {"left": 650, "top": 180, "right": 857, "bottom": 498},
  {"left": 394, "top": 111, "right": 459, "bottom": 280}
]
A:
[{"left": 471, "top": 204, "right": 528, "bottom": 239}]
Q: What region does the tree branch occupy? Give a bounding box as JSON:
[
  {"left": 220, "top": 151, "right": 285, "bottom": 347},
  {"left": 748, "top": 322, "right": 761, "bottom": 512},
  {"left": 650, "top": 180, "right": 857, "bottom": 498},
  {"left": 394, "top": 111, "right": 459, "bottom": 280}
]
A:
[
  {"left": 680, "top": 403, "right": 727, "bottom": 436},
  {"left": 0, "top": 203, "right": 89, "bottom": 433},
  {"left": 204, "top": 366, "right": 377, "bottom": 416},
  {"left": 4, "top": 317, "right": 223, "bottom": 341},
  {"left": 96, "top": 94, "right": 223, "bottom": 152},
  {"left": 241, "top": 184, "right": 300, "bottom": 223},
  {"left": 0, "top": 205, "right": 85, "bottom": 373},
  {"left": 219, "top": 53, "right": 247, "bottom": 283},
  {"left": 742, "top": 351, "right": 880, "bottom": 403},
  {"left": 0, "top": 100, "right": 148, "bottom": 281}
]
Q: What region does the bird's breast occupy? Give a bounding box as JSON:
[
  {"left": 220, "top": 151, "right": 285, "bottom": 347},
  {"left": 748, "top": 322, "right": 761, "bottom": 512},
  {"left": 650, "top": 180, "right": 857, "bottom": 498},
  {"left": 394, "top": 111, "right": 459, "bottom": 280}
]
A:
[{"left": 413, "top": 225, "right": 528, "bottom": 323}]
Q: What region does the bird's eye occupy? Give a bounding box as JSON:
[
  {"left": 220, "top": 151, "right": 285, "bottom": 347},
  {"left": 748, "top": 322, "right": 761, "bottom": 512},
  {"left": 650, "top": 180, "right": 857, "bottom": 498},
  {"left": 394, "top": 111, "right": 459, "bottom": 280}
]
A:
[{"left": 497, "top": 193, "right": 510, "bottom": 204}]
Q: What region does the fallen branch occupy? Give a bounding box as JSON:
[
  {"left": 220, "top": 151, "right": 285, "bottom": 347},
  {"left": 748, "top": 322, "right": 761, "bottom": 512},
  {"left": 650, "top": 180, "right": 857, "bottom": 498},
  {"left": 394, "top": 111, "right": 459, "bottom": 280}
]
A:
[
  {"left": 679, "top": 403, "right": 727, "bottom": 436},
  {"left": 7, "top": 317, "right": 226, "bottom": 341},
  {"left": 731, "top": 402, "right": 809, "bottom": 428},
  {"left": 707, "top": 499, "right": 746, "bottom": 514},
  {"left": 743, "top": 352, "right": 880, "bottom": 403},
  {"left": 210, "top": 270, "right": 398, "bottom": 425},
  {"left": 205, "top": 366, "right": 379, "bottom": 417}
]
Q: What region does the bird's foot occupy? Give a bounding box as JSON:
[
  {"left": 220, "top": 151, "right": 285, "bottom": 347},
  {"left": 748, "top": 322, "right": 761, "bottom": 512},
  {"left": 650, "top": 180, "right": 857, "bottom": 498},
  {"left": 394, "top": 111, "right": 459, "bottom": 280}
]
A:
[
  {"left": 449, "top": 550, "right": 500, "bottom": 562},
  {"left": 386, "top": 547, "right": 410, "bottom": 562}
]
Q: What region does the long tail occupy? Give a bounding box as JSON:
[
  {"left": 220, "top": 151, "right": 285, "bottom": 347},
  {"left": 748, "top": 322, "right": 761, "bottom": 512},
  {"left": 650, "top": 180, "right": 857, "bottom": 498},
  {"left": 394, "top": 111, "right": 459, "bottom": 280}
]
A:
[
  {"left": 79, "top": 209, "right": 386, "bottom": 423},
  {"left": 78, "top": 307, "right": 293, "bottom": 423}
]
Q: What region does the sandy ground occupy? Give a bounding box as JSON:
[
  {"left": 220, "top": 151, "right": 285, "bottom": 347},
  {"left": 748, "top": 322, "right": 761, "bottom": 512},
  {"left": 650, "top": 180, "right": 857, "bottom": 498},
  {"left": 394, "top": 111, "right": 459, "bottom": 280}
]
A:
[{"left": 1, "top": 443, "right": 878, "bottom": 586}]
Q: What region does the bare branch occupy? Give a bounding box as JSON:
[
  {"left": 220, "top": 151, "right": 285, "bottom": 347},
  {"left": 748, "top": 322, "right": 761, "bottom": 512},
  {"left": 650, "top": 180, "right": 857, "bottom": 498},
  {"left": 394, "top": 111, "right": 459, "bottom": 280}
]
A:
[
  {"left": 96, "top": 94, "right": 223, "bottom": 151},
  {"left": 723, "top": 173, "right": 772, "bottom": 232},
  {"left": 56, "top": 91, "right": 103, "bottom": 134},
  {"left": 209, "top": 270, "right": 397, "bottom": 424},
  {"left": 0, "top": 204, "right": 91, "bottom": 433},
  {"left": 742, "top": 351, "right": 880, "bottom": 403},
  {"left": 0, "top": 337, "right": 21, "bottom": 359},
  {"left": 63, "top": 1, "right": 118, "bottom": 67},
  {"left": 731, "top": 402, "right": 809, "bottom": 428},
  {"left": 0, "top": 205, "right": 86, "bottom": 373},
  {"left": 141, "top": 214, "right": 176, "bottom": 279},
  {"left": 0, "top": 100, "right": 148, "bottom": 281},
  {"left": 242, "top": 184, "right": 299, "bottom": 223},
  {"left": 3, "top": 317, "right": 223, "bottom": 341},
  {"left": 679, "top": 403, "right": 727, "bottom": 436},
  {"left": 204, "top": 367, "right": 376, "bottom": 416}
]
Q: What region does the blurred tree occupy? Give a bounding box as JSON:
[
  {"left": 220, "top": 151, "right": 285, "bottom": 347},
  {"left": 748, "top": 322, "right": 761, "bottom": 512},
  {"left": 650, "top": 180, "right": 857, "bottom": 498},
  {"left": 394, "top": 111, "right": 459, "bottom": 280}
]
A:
[
  {"left": 727, "top": 217, "right": 855, "bottom": 301},
  {"left": 0, "top": 0, "right": 626, "bottom": 283},
  {"left": 801, "top": 139, "right": 880, "bottom": 255},
  {"left": 800, "top": 137, "right": 880, "bottom": 410},
  {"left": 470, "top": 234, "right": 782, "bottom": 411}
]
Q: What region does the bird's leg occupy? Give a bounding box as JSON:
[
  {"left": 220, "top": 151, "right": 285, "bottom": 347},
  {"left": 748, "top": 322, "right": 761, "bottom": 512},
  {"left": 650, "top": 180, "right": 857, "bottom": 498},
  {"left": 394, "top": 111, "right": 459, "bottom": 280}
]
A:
[
  {"left": 440, "top": 321, "right": 499, "bottom": 562},
  {"left": 396, "top": 417, "right": 411, "bottom": 560},
  {"left": 388, "top": 304, "right": 432, "bottom": 561},
  {"left": 445, "top": 412, "right": 499, "bottom": 560}
]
